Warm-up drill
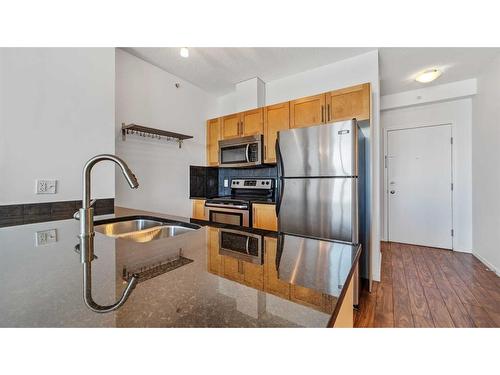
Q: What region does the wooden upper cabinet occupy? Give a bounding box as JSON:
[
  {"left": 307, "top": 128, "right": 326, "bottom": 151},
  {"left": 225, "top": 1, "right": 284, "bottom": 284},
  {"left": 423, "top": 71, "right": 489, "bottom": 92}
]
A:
[
  {"left": 290, "top": 94, "right": 325, "bottom": 128},
  {"left": 221, "top": 113, "right": 241, "bottom": 139},
  {"left": 263, "top": 102, "right": 289, "bottom": 163},
  {"left": 241, "top": 108, "right": 263, "bottom": 137},
  {"left": 326, "top": 83, "right": 370, "bottom": 122},
  {"left": 206, "top": 118, "right": 220, "bottom": 166}
]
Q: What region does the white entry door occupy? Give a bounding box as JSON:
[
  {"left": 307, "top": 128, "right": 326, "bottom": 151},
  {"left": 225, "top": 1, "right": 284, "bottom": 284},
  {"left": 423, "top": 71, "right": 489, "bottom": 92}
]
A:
[{"left": 387, "top": 125, "right": 453, "bottom": 249}]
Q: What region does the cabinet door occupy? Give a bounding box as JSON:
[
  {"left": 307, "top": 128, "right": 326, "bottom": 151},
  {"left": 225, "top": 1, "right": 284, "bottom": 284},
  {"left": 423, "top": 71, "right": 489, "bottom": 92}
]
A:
[
  {"left": 290, "top": 94, "right": 325, "bottom": 128},
  {"left": 208, "top": 227, "right": 223, "bottom": 275},
  {"left": 243, "top": 262, "right": 264, "bottom": 290},
  {"left": 206, "top": 118, "right": 220, "bottom": 166},
  {"left": 326, "top": 83, "right": 370, "bottom": 122},
  {"left": 264, "top": 102, "right": 289, "bottom": 163},
  {"left": 241, "top": 108, "right": 264, "bottom": 137},
  {"left": 252, "top": 203, "right": 278, "bottom": 231},
  {"left": 221, "top": 113, "right": 241, "bottom": 139},
  {"left": 223, "top": 256, "right": 244, "bottom": 282},
  {"left": 264, "top": 237, "right": 290, "bottom": 299},
  {"left": 192, "top": 199, "right": 206, "bottom": 220}
]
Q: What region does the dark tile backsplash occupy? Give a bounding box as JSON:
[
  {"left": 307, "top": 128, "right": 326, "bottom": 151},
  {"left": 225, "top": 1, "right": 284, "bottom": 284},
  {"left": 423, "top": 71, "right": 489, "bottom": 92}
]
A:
[
  {"left": 189, "top": 166, "right": 219, "bottom": 199},
  {"left": 189, "top": 165, "right": 278, "bottom": 198},
  {"left": 218, "top": 166, "right": 278, "bottom": 196},
  {"left": 0, "top": 198, "right": 114, "bottom": 227}
]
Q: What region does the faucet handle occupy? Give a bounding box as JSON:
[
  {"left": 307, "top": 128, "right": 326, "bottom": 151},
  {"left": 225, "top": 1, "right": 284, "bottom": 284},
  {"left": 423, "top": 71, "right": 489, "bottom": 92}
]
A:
[{"left": 73, "top": 199, "right": 97, "bottom": 220}]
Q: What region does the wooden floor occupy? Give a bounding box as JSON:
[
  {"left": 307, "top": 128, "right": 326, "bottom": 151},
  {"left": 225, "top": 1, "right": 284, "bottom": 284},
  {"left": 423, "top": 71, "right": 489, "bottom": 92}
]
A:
[{"left": 354, "top": 242, "right": 500, "bottom": 328}]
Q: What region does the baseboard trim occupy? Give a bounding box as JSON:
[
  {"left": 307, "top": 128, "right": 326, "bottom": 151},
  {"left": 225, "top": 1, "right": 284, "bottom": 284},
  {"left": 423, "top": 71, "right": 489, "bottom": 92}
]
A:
[{"left": 473, "top": 252, "right": 500, "bottom": 277}]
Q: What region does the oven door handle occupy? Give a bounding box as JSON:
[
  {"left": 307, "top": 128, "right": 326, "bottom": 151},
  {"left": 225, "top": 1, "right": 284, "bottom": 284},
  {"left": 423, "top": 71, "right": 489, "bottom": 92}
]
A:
[
  {"left": 205, "top": 203, "right": 248, "bottom": 209},
  {"left": 245, "top": 236, "right": 250, "bottom": 254},
  {"left": 245, "top": 143, "right": 250, "bottom": 163}
]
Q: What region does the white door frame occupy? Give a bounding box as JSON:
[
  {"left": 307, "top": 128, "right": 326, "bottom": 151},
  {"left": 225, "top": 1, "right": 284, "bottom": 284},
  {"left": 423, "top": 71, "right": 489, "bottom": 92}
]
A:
[{"left": 383, "top": 122, "right": 454, "bottom": 249}]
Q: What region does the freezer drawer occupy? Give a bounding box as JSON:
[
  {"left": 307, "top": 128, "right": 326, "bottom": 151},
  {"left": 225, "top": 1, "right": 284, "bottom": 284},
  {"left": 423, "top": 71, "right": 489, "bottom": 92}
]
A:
[
  {"left": 277, "top": 120, "right": 358, "bottom": 177},
  {"left": 278, "top": 177, "right": 358, "bottom": 243}
]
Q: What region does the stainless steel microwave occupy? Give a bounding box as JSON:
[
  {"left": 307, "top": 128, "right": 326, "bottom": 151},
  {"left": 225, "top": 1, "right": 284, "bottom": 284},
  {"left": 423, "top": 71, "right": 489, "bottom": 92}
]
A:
[{"left": 218, "top": 135, "right": 263, "bottom": 168}]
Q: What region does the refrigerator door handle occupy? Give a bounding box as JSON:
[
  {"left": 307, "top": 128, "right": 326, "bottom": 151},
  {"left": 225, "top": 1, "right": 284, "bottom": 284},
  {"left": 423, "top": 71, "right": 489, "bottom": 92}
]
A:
[{"left": 275, "top": 138, "right": 284, "bottom": 216}]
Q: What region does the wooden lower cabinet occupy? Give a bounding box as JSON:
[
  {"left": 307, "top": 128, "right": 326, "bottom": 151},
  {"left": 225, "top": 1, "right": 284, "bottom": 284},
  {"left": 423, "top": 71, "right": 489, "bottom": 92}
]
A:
[
  {"left": 243, "top": 262, "right": 264, "bottom": 290},
  {"left": 264, "top": 237, "right": 290, "bottom": 299},
  {"left": 191, "top": 199, "right": 206, "bottom": 220},
  {"left": 207, "top": 227, "right": 223, "bottom": 275},
  {"left": 252, "top": 203, "right": 277, "bottom": 231},
  {"left": 223, "top": 256, "right": 245, "bottom": 283}
]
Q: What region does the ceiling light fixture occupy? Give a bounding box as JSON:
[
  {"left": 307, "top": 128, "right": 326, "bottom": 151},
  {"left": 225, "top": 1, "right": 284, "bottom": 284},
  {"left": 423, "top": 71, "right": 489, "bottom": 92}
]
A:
[
  {"left": 415, "top": 68, "right": 442, "bottom": 83},
  {"left": 180, "top": 47, "right": 189, "bottom": 58}
]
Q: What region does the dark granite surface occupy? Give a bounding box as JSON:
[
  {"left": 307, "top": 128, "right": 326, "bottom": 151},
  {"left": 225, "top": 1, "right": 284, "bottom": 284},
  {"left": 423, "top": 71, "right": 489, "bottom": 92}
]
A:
[{"left": 0, "top": 206, "right": 359, "bottom": 328}]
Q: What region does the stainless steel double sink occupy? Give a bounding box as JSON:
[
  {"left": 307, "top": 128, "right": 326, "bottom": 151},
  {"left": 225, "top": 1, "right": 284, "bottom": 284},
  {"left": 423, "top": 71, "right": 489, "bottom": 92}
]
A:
[{"left": 94, "top": 216, "right": 200, "bottom": 243}]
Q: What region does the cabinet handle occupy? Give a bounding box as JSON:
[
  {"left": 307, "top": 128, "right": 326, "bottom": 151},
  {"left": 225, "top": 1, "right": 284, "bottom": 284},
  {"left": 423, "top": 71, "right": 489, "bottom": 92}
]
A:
[
  {"left": 327, "top": 104, "right": 331, "bottom": 122},
  {"left": 321, "top": 105, "right": 324, "bottom": 123},
  {"left": 264, "top": 145, "right": 267, "bottom": 160}
]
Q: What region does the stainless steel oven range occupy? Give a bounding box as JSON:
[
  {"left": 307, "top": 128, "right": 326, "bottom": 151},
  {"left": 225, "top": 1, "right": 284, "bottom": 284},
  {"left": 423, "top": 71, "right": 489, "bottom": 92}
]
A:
[{"left": 205, "top": 178, "right": 274, "bottom": 227}]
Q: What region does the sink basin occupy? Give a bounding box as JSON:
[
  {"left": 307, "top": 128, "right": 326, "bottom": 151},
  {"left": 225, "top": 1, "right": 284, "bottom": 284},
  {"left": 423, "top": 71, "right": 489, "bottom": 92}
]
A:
[
  {"left": 95, "top": 219, "right": 165, "bottom": 236},
  {"left": 94, "top": 216, "right": 200, "bottom": 243}
]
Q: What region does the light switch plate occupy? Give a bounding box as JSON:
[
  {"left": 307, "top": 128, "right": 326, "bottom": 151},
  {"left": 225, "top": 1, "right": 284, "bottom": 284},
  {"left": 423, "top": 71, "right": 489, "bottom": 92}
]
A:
[
  {"left": 36, "top": 179, "right": 57, "bottom": 194},
  {"left": 36, "top": 229, "right": 57, "bottom": 246},
  {"left": 224, "top": 178, "right": 229, "bottom": 188}
]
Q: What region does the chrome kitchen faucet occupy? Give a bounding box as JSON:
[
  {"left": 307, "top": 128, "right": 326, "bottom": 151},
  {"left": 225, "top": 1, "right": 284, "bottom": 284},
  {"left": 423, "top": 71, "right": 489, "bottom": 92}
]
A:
[{"left": 77, "top": 154, "right": 139, "bottom": 313}]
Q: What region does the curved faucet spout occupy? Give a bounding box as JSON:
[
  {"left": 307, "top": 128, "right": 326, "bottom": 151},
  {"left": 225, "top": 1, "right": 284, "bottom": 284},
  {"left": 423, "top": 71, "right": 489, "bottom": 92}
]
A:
[
  {"left": 82, "top": 154, "right": 139, "bottom": 210},
  {"left": 83, "top": 261, "right": 138, "bottom": 313}
]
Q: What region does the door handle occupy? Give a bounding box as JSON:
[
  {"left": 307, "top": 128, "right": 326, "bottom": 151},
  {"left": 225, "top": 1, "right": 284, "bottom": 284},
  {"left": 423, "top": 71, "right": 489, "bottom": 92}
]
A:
[{"left": 390, "top": 190, "right": 396, "bottom": 194}]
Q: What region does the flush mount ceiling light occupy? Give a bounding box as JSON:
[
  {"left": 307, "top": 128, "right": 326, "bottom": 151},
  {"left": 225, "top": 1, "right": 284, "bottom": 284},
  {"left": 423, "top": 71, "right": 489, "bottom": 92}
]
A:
[
  {"left": 180, "top": 47, "right": 189, "bottom": 58},
  {"left": 415, "top": 68, "right": 442, "bottom": 83}
]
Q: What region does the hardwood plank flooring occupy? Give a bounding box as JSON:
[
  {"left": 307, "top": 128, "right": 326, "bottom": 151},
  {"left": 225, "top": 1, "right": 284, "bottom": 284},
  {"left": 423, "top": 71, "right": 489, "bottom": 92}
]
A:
[{"left": 354, "top": 242, "right": 500, "bottom": 328}]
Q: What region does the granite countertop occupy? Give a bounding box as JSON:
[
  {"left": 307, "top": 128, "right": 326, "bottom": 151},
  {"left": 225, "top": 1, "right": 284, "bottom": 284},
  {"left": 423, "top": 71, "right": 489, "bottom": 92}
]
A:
[{"left": 0, "top": 206, "right": 360, "bottom": 328}]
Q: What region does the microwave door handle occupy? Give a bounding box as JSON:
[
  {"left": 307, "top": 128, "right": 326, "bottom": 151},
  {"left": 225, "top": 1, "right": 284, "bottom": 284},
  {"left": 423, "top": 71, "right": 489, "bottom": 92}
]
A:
[{"left": 245, "top": 143, "right": 250, "bottom": 162}]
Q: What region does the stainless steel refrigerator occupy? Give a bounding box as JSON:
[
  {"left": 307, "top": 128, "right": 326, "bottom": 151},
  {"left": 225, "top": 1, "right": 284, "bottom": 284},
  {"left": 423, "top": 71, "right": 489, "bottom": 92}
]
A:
[{"left": 275, "top": 119, "right": 367, "bottom": 304}]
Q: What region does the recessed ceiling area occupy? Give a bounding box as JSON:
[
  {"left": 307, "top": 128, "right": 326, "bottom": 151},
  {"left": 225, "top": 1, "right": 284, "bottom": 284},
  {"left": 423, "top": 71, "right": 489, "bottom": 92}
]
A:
[{"left": 123, "top": 47, "right": 500, "bottom": 97}]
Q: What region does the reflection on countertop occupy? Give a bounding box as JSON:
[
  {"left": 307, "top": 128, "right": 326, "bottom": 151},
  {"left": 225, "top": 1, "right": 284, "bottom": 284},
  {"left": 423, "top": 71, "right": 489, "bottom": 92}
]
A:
[{"left": 0, "top": 206, "right": 360, "bottom": 327}]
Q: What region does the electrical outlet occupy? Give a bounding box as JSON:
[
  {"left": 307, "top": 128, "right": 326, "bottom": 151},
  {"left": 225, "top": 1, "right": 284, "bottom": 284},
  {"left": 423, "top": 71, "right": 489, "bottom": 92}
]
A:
[
  {"left": 36, "top": 179, "right": 57, "bottom": 194},
  {"left": 36, "top": 229, "right": 57, "bottom": 246}
]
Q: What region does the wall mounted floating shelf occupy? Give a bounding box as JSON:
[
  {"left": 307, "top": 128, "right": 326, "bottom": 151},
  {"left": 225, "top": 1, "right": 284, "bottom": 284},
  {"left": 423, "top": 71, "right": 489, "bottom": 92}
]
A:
[{"left": 121, "top": 123, "right": 193, "bottom": 148}]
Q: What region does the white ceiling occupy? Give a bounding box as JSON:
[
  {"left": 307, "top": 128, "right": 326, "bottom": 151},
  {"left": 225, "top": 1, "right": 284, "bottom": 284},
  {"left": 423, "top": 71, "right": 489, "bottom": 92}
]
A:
[
  {"left": 122, "top": 47, "right": 500, "bottom": 96},
  {"left": 379, "top": 48, "right": 500, "bottom": 95}
]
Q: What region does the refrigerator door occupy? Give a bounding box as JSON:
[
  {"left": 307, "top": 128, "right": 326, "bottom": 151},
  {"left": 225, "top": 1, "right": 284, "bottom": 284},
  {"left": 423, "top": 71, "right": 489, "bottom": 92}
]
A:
[
  {"left": 276, "top": 233, "right": 359, "bottom": 297},
  {"left": 277, "top": 120, "right": 357, "bottom": 177},
  {"left": 278, "top": 177, "right": 358, "bottom": 243}
]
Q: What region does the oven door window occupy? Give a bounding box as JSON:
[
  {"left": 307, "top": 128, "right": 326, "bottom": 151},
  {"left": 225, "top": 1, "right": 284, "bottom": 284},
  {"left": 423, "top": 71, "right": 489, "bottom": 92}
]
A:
[
  {"left": 209, "top": 210, "right": 243, "bottom": 226},
  {"left": 220, "top": 231, "right": 260, "bottom": 256},
  {"left": 220, "top": 144, "right": 248, "bottom": 164}
]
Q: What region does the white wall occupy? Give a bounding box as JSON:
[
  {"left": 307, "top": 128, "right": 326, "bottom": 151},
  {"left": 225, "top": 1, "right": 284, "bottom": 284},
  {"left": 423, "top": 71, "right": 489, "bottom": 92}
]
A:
[
  {"left": 115, "top": 49, "right": 216, "bottom": 217},
  {"left": 0, "top": 48, "right": 116, "bottom": 204},
  {"left": 472, "top": 55, "right": 500, "bottom": 275},
  {"left": 381, "top": 99, "right": 473, "bottom": 253}
]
